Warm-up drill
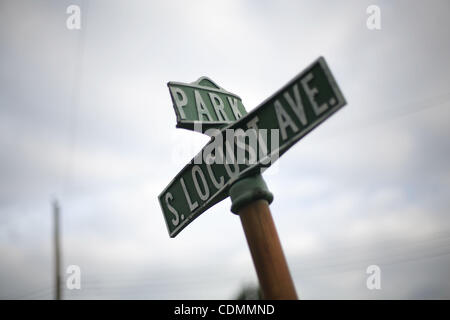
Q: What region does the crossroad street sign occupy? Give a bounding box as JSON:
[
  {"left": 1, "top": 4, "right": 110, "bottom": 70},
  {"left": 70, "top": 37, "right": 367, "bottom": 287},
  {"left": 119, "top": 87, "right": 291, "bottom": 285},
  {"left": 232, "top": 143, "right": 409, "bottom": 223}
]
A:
[
  {"left": 159, "top": 57, "right": 346, "bottom": 237},
  {"left": 168, "top": 77, "right": 248, "bottom": 132}
]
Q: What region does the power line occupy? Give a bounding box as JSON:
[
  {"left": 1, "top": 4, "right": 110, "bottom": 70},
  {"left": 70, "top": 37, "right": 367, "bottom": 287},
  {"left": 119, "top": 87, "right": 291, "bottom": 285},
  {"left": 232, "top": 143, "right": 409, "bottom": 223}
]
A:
[
  {"left": 325, "top": 91, "right": 450, "bottom": 140},
  {"left": 55, "top": 233, "right": 450, "bottom": 295},
  {"left": 10, "top": 232, "right": 449, "bottom": 299}
]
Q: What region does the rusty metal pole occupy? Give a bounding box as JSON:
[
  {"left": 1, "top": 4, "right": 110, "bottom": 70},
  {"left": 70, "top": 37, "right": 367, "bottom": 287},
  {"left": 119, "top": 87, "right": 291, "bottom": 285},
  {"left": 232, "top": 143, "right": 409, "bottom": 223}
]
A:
[{"left": 230, "top": 174, "right": 298, "bottom": 300}]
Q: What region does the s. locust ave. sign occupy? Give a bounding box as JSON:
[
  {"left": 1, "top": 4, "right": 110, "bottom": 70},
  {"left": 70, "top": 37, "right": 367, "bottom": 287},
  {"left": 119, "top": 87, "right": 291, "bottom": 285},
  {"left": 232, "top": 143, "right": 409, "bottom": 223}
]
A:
[{"left": 159, "top": 57, "right": 346, "bottom": 237}]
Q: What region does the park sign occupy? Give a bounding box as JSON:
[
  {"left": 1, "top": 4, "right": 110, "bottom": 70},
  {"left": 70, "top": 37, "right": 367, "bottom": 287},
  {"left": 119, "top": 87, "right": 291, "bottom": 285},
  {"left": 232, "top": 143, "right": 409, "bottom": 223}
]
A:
[
  {"left": 159, "top": 57, "right": 346, "bottom": 237},
  {"left": 168, "top": 77, "right": 248, "bottom": 132}
]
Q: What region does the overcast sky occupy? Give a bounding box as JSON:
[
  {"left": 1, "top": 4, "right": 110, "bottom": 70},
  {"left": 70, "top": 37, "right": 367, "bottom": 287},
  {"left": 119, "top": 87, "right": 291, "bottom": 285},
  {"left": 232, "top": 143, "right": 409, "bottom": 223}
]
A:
[{"left": 1, "top": 0, "right": 450, "bottom": 299}]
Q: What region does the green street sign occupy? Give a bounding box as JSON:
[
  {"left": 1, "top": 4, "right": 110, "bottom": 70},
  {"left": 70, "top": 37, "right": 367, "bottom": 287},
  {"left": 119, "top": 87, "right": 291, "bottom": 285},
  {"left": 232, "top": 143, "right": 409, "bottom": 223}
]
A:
[
  {"left": 159, "top": 57, "right": 346, "bottom": 237},
  {"left": 168, "top": 77, "right": 248, "bottom": 132}
]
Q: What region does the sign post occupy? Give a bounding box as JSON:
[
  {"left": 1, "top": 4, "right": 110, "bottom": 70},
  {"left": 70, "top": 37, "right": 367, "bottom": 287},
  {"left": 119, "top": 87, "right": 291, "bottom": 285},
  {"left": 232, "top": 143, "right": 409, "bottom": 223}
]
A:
[
  {"left": 158, "top": 56, "right": 346, "bottom": 299},
  {"left": 229, "top": 174, "right": 297, "bottom": 299}
]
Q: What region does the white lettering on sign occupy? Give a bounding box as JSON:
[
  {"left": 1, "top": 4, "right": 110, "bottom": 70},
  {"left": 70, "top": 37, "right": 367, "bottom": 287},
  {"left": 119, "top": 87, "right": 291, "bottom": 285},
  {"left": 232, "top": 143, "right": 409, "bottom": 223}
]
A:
[
  {"left": 180, "top": 177, "right": 198, "bottom": 212},
  {"left": 165, "top": 192, "right": 179, "bottom": 226},
  {"left": 274, "top": 100, "right": 299, "bottom": 141},
  {"left": 206, "top": 163, "right": 224, "bottom": 189},
  {"left": 227, "top": 96, "right": 243, "bottom": 120},
  {"left": 194, "top": 90, "right": 213, "bottom": 121},
  {"left": 208, "top": 92, "right": 229, "bottom": 121},
  {"left": 301, "top": 72, "right": 328, "bottom": 116},
  {"left": 170, "top": 85, "right": 245, "bottom": 122},
  {"left": 284, "top": 84, "right": 308, "bottom": 126},
  {"left": 192, "top": 165, "right": 210, "bottom": 201},
  {"left": 170, "top": 87, "right": 188, "bottom": 119}
]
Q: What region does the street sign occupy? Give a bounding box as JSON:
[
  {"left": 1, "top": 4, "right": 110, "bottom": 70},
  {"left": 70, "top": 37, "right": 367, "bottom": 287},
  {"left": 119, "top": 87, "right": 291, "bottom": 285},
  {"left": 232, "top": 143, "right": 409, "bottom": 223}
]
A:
[
  {"left": 159, "top": 57, "right": 346, "bottom": 237},
  {"left": 168, "top": 77, "right": 248, "bottom": 132}
]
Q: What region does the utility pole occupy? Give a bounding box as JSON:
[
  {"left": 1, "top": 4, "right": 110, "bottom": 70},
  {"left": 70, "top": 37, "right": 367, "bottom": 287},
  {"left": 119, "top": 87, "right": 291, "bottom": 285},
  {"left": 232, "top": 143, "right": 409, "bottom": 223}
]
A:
[{"left": 53, "top": 200, "right": 62, "bottom": 300}]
